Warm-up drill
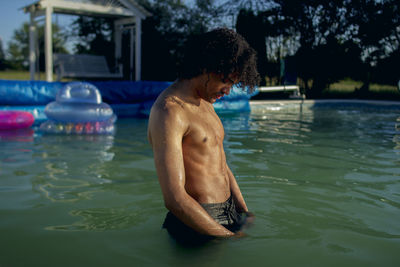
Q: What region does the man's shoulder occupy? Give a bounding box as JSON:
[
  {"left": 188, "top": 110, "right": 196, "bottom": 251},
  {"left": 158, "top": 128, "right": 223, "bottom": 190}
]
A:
[
  {"left": 152, "top": 94, "right": 186, "bottom": 117},
  {"left": 148, "top": 94, "right": 190, "bottom": 141},
  {"left": 149, "top": 92, "right": 190, "bottom": 130}
]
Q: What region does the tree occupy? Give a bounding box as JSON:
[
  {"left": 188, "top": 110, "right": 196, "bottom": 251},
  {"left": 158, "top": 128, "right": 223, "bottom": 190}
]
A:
[
  {"left": 7, "top": 22, "right": 68, "bottom": 70},
  {"left": 262, "top": 0, "right": 371, "bottom": 96},
  {"left": 218, "top": 0, "right": 279, "bottom": 84},
  {"left": 348, "top": 0, "right": 400, "bottom": 92},
  {"left": 136, "top": 0, "right": 191, "bottom": 80},
  {"left": 236, "top": 9, "right": 268, "bottom": 85},
  {"left": 70, "top": 16, "right": 115, "bottom": 70},
  {"left": 0, "top": 37, "right": 6, "bottom": 70},
  {"left": 374, "top": 50, "right": 400, "bottom": 86},
  {"left": 66, "top": 0, "right": 222, "bottom": 81},
  {"left": 223, "top": 0, "right": 399, "bottom": 95},
  {"left": 137, "top": 0, "right": 222, "bottom": 81}
]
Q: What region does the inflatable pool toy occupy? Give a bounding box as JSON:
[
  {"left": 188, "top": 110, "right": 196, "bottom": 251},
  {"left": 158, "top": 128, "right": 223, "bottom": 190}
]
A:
[
  {"left": 0, "top": 111, "right": 35, "bottom": 130},
  {"left": 40, "top": 82, "right": 116, "bottom": 134},
  {"left": 213, "top": 85, "right": 259, "bottom": 113}
]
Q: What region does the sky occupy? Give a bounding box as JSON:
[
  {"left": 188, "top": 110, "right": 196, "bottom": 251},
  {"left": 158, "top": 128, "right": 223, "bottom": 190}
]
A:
[
  {"left": 1, "top": 1, "right": 40, "bottom": 49},
  {"left": 0, "top": 0, "right": 74, "bottom": 53}
]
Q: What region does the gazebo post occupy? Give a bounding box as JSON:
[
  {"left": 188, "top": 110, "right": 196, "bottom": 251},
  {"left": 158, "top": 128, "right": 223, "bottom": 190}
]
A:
[
  {"left": 45, "top": 5, "right": 53, "bottom": 82},
  {"left": 130, "top": 26, "right": 134, "bottom": 80},
  {"left": 135, "top": 16, "right": 141, "bottom": 81},
  {"left": 29, "top": 12, "right": 36, "bottom": 80},
  {"left": 114, "top": 23, "right": 122, "bottom": 75}
]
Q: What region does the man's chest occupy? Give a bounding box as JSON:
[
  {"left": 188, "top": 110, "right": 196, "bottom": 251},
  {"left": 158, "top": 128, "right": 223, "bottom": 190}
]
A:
[{"left": 184, "top": 108, "right": 224, "bottom": 146}]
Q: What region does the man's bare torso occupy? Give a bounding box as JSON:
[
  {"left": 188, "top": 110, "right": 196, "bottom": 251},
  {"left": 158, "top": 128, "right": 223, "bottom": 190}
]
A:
[{"left": 148, "top": 85, "right": 231, "bottom": 204}]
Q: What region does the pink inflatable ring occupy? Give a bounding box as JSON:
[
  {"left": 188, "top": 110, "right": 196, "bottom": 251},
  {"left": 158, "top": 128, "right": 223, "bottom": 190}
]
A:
[{"left": 0, "top": 111, "right": 35, "bottom": 130}]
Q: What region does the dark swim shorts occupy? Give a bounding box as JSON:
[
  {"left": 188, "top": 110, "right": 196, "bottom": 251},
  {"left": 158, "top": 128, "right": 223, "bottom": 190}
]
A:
[{"left": 162, "top": 196, "right": 246, "bottom": 245}]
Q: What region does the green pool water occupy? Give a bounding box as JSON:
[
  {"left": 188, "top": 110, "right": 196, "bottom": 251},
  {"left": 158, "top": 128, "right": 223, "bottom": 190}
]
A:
[{"left": 1, "top": 100, "right": 399, "bottom": 266}]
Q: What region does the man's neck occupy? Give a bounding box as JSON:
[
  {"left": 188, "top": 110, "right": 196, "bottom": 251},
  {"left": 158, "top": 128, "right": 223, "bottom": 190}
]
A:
[{"left": 173, "top": 76, "right": 207, "bottom": 106}]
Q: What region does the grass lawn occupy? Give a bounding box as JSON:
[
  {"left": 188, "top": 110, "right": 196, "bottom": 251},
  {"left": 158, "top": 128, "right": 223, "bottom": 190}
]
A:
[
  {"left": 0, "top": 70, "right": 66, "bottom": 81},
  {"left": 324, "top": 79, "right": 400, "bottom": 100},
  {"left": 329, "top": 79, "right": 397, "bottom": 92}
]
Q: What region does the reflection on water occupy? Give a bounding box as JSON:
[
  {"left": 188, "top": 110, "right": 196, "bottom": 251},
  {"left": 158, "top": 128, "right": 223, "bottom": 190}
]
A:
[
  {"left": 33, "top": 135, "right": 115, "bottom": 202},
  {"left": 394, "top": 117, "right": 400, "bottom": 151},
  {"left": 45, "top": 206, "right": 144, "bottom": 231},
  {"left": 0, "top": 128, "right": 34, "bottom": 142},
  {"left": 221, "top": 103, "right": 400, "bottom": 264},
  {"left": 1, "top": 105, "right": 400, "bottom": 266}
]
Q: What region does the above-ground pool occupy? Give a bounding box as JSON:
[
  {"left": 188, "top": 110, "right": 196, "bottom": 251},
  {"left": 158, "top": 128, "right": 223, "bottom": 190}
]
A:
[{"left": 0, "top": 100, "right": 399, "bottom": 266}]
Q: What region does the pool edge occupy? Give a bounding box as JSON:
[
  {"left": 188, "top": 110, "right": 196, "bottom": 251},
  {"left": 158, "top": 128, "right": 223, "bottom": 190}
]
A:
[{"left": 250, "top": 99, "right": 400, "bottom": 107}]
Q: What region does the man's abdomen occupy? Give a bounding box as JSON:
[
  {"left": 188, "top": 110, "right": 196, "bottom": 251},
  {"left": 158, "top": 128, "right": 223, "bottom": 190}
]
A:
[{"left": 184, "top": 169, "right": 230, "bottom": 204}]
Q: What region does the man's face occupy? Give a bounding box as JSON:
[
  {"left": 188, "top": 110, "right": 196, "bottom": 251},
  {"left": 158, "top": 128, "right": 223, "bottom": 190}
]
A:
[{"left": 202, "top": 73, "right": 237, "bottom": 103}]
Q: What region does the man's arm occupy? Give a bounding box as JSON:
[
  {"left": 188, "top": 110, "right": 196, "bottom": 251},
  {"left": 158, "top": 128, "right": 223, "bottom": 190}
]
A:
[
  {"left": 227, "top": 165, "right": 248, "bottom": 213},
  {"left": 227, "top": 165, "right": 255, "bottom": 228},
  {"left": 148, "top": 102, "right": 234, "bottom": 237}
]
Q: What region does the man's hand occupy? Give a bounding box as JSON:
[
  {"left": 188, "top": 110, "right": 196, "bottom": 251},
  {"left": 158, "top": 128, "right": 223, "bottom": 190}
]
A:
[
  {"left": 234, "top": 231, "right": 247, "bottom": 238},
  {"left": 239, "top": 211, "right": 255, "bottom": 230},
  {"left": 245, "top": 211, "right": 255, "bottom": 225},
  {"left": 230, "top": 212, "right": 255, "bottom": 238}
]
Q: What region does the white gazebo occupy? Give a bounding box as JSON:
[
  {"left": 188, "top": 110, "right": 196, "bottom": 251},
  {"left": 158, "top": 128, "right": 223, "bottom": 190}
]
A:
[{"left": 23, "top": 0, "right": 151, "bottom": 82}]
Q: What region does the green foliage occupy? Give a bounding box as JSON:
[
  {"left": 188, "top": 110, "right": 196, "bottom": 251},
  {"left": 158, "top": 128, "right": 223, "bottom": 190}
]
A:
[
  {"left": 0, "top": 38, "right": 7, "bottom": 70},
  {"left": 71, "top": 16, "right": 114, "bottom": 55},
  {"left": 228, "top": 0, "right": 400, "bottom": 96},
  {"left": 5, "top": 0, "right": 395, "bottom": 98},
  {"left": 0, "top": 39, "right": 4, "bottom": 59},
  {"left": 136, "top": 0, "right": 399, "bottom": 92},
  {"left": 137, "top": 0, "right": 223, "bottom": 81},
  {"left": 68, "top": 16, "right": 116, "bottom": 75},
  {"left": 236, "top": 9, "right": 268, "bottom": 85},
  {"left": 64, "top": 0, "right": 398, "bottom": 91},
  {"left": 67, "top": 0, "right": 223, "bottom": 80},
  {"left": 7, "top": 22, "right": 68, "bottom": 70}
]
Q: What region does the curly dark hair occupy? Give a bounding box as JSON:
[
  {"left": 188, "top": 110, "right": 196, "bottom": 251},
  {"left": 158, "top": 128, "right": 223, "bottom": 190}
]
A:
[{"left": 177, "top": 28, "right": 260, "bottom": 92}]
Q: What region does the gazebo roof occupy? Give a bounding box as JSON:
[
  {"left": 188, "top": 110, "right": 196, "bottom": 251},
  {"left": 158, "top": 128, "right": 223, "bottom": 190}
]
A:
[{"left": 23, "top": 0, "right": 151, "bottom": 19}]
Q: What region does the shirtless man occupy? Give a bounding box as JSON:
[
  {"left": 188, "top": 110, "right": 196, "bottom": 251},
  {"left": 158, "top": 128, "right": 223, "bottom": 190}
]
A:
[{"left": 147, "top": 28, "right": 260, "bottom": 243}]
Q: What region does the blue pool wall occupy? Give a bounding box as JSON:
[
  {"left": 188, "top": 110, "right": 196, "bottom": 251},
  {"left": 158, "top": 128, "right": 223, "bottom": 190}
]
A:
[{"left": 0, "top": 80, "right": 257, "bottom": 123}]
